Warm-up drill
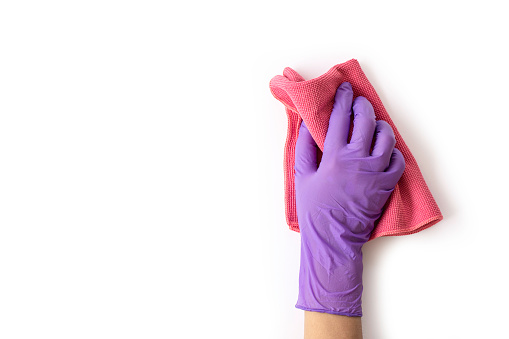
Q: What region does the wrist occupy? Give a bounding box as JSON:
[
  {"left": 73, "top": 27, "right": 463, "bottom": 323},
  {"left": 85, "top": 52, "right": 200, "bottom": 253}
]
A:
[{"left": 297, "top": 235, "right": 364, "bottom": 317}]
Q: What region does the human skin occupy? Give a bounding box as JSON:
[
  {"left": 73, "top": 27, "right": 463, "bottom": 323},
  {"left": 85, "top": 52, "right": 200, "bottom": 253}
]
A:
[{"left": 304, "top": 311, "right": 362, "bottom": 339}]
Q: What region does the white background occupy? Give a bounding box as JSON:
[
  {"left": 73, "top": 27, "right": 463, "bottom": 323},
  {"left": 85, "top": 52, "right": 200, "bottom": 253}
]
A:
[{"left": 1, "top": 1, "right": 508, "bottom": 338}]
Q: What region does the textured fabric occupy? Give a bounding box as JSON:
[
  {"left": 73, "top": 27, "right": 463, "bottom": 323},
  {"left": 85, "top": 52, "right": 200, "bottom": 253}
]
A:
[{"left": 269, "top": 59, "right": 443, "bottom": 240}]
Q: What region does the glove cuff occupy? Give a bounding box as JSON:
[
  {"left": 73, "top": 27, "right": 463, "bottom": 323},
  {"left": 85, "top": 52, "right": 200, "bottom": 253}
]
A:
[{"left": 296, "top": 238, "right": 364, "bottom": 317}]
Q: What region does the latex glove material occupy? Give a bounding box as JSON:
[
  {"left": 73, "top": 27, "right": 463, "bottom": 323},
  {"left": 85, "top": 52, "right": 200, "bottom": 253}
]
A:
[{"left": 295, "top": 82, "right": 405, "bottom": 317}]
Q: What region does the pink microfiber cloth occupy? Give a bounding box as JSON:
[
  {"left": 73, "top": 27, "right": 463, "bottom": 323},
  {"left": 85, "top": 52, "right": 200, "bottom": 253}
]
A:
[{"left": 269, "top": 59, "right": 443, "bottom": 240}]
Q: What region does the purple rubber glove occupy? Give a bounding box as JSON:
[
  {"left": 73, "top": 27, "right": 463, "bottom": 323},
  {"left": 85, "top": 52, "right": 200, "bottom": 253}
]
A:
[{"left": 295, "top": 82, "right": 405, "bottom": 317}]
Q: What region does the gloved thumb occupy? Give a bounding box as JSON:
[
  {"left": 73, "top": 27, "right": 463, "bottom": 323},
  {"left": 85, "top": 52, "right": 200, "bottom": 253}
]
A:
[{"left": 295, "top": 121, "right": 318, "bottom": 176}]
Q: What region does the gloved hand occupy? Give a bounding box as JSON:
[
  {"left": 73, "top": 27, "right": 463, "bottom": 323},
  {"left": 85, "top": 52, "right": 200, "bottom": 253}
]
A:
[{"left": 294, "top": 81, "right": 406, "bottom": 317}]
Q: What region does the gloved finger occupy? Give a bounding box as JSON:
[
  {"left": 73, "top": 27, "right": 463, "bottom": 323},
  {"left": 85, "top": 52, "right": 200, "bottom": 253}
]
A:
[
  {"left": 380, "top": 148, "right": 406, "bottom": 190},
  {"left": 349, "top": 96, "right": 376, "bottom": 157},
  {"left": 295, "top": 121, "right": 318, "bottom": 176},
  {"left": 370, "top": 120, "right": 396, "bottom": 171},
  {"left": 323, "top": 82, "right": 353, "bottom": 153}
]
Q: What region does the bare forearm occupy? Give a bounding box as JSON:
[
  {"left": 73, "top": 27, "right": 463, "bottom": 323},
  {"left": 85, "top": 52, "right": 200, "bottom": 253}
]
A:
[{"left": 304, "top": 311, "right": 362, "bottom": 339}]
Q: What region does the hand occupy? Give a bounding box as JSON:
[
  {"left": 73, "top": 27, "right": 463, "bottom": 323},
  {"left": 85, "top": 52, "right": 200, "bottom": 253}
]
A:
[{"left": 295, "top": 81, "right": 405, "bottom": 316}]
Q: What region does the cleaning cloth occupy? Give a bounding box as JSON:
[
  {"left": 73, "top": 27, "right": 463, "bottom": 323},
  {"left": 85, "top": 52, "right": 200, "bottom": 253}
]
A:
[{"left": 269, "top": 59, "right": 443, "bottom": 240}]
